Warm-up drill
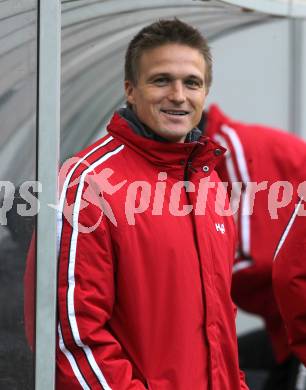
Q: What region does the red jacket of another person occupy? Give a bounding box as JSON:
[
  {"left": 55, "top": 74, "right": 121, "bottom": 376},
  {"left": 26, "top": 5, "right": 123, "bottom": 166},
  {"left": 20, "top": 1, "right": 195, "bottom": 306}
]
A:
[{"left": 205, "top": 104, "right": 306, "bottom": 363}]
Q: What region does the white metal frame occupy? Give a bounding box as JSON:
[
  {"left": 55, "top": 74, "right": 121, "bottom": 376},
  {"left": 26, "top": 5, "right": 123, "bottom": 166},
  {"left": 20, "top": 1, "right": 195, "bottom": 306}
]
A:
[
  {"left": 220, "top": 0, "right": 306, "bottom": 17},
  {"left": 289, "top": 19, "right": 303, "bottom": 136},
  {"left": 32, "top": 1, "right": 305, "bottom": 388},
  {"left": 35, "top": 0, "right": 61, "bottom": 389},
  {"left": 300, "top": 21, "right": 306, "bottom": 139},
  {"left": 291, "top": 19, "right": 306, "bottom": 139}
]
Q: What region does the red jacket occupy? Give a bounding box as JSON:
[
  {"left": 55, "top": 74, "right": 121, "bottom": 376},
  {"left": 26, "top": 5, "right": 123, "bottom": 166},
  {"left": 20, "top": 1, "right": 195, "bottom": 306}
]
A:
[
  {"left": 273, "top": 197, "right": 306, "bottom": 366},
  {"left": 56, "top": 111, "right": 247, "bottom": 389},
  {"left": 205, "top": 104, "right": 306, "bottom": 362}
]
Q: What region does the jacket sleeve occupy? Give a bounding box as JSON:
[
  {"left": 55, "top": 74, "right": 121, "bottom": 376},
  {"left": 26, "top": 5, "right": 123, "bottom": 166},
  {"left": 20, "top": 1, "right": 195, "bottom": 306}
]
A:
[
  {"left": 212, "top": 127, "right": 293, "bottom": 363},
  {"left": 57, "top": 169, "right": 147, "bottom": 390},
  {"left": 230, "top": 303, "right": 249, "bottom": 390},
  {"left": 273, "top": 210, "right": 306, "bottom": 367}
]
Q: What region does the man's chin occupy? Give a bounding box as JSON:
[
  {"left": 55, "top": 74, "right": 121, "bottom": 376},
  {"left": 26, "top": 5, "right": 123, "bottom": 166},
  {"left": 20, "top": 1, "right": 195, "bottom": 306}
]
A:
[{"left": 158, "top": 128, "right": 190, "bottom": 143}]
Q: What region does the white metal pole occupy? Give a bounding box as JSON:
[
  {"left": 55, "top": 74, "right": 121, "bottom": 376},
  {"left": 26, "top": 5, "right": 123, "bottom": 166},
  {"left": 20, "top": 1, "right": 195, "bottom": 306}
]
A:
[
  {"left": 299, "top": 19, "right": 306, "bottom": 140},
  {"left": 35, "top": 0, "right": 61, "bottom": 389},
  {"left": 288, "top": 17, "right": 306, "bottom": 138}
]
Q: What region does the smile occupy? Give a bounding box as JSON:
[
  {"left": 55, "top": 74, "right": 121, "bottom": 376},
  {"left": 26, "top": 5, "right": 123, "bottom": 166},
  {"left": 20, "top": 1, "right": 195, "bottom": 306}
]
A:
[{"left": 160, "top": 109, "right": 189, "bottom": 116}]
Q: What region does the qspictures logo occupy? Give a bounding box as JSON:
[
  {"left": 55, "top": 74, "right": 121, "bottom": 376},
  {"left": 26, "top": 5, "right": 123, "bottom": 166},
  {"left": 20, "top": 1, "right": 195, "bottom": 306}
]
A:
[{"left": 1, "top": 158, "right": 306, "bottom": 231}]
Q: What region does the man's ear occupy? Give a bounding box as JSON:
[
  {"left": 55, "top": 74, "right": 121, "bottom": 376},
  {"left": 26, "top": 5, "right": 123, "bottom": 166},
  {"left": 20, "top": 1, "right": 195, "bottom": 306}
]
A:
[{"left": 124, "top": 80, "right": 136, "bottom": 106}]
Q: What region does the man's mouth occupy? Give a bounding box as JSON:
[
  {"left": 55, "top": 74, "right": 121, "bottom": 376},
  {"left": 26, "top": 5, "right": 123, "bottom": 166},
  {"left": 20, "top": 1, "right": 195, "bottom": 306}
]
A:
[{"left": 160, "top": 109, "right": 189, "bottom": 116}]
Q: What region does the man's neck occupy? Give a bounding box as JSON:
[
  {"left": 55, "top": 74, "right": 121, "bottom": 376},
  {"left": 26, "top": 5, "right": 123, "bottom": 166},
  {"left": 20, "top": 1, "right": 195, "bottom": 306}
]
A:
[{"left": 118, "top": 106, "right": 203, "bottom": 143}]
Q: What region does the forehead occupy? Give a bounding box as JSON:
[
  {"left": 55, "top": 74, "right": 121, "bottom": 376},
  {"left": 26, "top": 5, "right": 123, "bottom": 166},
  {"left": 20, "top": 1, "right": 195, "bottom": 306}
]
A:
[{"left": 137, "top": 44, "right": 206, "bottom": 79}]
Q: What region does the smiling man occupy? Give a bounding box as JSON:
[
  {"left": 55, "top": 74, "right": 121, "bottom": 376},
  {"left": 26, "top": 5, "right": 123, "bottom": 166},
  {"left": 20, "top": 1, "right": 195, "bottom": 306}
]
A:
[
  {"left": 125, "top": 43, "right": 206, "bottom": 142},
  {"left": 56, "top": 19, "right": 248, "bottom": 389}
]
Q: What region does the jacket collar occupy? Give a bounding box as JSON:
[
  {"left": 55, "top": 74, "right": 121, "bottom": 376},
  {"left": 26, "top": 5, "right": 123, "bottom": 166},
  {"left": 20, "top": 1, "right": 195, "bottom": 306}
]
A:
[
  {"left": 117, "top": 107, "right": 203, "bottom": 143},
  {"left": 107, "top": 109, "right": 225, "bottom": 174}
]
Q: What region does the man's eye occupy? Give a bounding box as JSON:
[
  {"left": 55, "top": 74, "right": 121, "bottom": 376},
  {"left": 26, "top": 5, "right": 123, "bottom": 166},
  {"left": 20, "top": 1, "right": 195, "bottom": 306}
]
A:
[
  {"left": 153, "top": 77, "right": 169, "bottom": 86},
  {"left": 185, "top": 79, "right": 202, "bottom": 89}
]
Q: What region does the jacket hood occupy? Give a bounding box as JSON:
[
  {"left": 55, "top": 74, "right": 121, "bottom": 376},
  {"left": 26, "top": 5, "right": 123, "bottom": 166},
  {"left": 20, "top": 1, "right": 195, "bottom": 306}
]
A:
[
  {"left": 205, "top": 104, "right": 232, "bottom": 137},
  {"left": 117, "top": 107, "right": 203, "bottom": 143},
  {"left": 107, "top": 110, "right": 226, "bottom": 174}
]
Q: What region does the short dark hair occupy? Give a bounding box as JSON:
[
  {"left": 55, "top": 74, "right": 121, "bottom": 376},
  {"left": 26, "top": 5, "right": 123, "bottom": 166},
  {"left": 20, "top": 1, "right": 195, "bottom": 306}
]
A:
[{"left": 125, "top": 18, "right": 212, "bottom": 91}]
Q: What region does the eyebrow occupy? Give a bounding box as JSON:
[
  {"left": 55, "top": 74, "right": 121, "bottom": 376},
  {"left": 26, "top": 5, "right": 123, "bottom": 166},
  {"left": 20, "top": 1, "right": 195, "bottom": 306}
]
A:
[
  {"left": 147, "top": 73, "right": 204, "bottom": 82},
  {"left": 147, "top": 73, "right": 172, "bottom": 81},
  {"left": 187, "top": 75, "right": 204, "bottom": 84}
]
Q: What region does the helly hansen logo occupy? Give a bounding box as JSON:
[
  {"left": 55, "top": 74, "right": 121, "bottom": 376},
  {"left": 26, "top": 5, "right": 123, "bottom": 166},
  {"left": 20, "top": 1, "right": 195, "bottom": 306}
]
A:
[{"left": 215, "top": 223, "right": 225, "bottom": 234}]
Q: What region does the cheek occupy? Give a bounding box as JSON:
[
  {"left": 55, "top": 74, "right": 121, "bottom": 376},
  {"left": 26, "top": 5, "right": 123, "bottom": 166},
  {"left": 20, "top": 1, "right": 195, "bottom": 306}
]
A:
[
  {"left": 195, "top": 95, "right": 206, "bottom": 111},
  {"left": 145, "top": 89, "right": 165, "bottom": 104},
  {"left": 189, "top": 91, "right": 205, "bottom": 106}
]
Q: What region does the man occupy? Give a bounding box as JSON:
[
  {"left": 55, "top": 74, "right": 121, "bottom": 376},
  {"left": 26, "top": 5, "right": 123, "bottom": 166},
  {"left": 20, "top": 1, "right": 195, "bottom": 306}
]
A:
[
  {"left": 273, "top": 197, "right": 306, "bottom": 367},
  {"left": 56, "top": 19, "right": 247, "bottom": 389},
  {"left": 204, "top": 105, "right": 306, "bottom": 387}
]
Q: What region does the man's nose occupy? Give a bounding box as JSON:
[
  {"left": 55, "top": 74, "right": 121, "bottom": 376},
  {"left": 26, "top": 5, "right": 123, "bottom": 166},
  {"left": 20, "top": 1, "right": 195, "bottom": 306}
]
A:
[{"left": 168, "top": 81, "right": 186, "bottom": 103}]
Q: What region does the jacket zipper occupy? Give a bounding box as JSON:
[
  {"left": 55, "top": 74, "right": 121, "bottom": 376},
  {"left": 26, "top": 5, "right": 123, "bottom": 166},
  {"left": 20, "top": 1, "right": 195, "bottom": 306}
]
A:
[
  {"left": 183, "top": 144, "right": 201, "bottom": 187},
  {"left": 182, "top": 150, "right": 213, "bottom": 389}
]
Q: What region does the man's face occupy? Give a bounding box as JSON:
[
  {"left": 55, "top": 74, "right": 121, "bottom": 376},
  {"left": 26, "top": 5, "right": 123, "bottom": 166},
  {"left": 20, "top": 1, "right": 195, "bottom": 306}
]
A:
[{"left": 125, "top": 44, "right": 208, "bottom": 143}]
